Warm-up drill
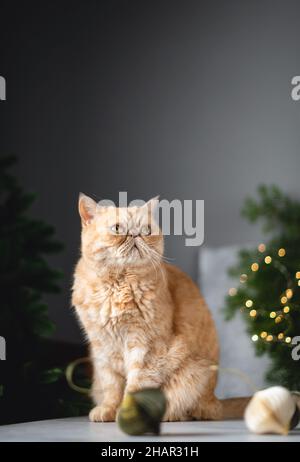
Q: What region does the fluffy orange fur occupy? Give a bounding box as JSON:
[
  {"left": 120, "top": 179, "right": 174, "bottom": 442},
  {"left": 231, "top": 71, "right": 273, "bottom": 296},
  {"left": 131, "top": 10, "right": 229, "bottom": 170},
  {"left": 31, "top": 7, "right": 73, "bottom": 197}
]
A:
[{"left": 72, "top": 194, "right": 243, "bottom": 422}]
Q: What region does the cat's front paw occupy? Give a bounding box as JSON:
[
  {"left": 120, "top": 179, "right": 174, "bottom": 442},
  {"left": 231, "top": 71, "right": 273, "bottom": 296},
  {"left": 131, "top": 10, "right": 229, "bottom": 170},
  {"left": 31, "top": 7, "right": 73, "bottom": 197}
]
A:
[{"left": 89, "top": 405, "right": 117, "bottom": 422}]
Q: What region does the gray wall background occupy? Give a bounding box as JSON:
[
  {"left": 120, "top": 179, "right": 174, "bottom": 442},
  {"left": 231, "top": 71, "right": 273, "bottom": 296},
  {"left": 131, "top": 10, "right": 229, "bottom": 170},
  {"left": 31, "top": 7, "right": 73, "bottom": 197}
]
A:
[{"left": 1, "top": 0, "right": 300, "bottom": 342}]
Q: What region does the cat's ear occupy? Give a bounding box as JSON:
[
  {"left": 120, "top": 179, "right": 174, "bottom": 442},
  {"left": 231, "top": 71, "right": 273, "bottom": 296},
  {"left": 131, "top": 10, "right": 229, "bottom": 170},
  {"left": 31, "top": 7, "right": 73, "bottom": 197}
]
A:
[
  {"left": 145, "top": 196, "right": 160, "bottom": 214},
  {"left": 144, "top": 196, "right": 160, "bottom": 224},
  {"left": 78, "top": 193, "right": 97, "bottom": 226}
]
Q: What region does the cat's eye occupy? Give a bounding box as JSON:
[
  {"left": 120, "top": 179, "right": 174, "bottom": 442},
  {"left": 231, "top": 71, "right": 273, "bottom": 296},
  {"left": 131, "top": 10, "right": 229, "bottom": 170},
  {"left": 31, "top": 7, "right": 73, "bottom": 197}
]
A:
[
  {"left": 141, "top": 225, "right": 151, "bottom": 236},
  {"left": 111, "top": 223, "right": 126, "bottom": 235}
]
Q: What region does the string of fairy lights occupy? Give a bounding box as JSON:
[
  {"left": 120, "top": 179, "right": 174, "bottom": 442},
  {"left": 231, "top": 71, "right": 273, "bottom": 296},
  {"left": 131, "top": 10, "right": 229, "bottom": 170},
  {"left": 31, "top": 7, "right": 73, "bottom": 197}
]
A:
[{"left": 228, "top": 243, "right": 300, "bottom": 345}]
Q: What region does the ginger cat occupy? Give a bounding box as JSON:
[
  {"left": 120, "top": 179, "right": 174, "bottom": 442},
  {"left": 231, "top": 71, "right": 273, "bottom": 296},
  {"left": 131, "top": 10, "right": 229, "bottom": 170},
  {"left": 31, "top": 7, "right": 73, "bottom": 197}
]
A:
[{"left": 72, "top": 194, "right": 248, "bottom": 422}]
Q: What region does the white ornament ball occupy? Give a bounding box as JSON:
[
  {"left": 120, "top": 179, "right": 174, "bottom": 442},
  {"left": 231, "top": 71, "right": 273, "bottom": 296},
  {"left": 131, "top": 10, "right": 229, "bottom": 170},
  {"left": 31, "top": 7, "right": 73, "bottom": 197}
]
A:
[{"left": 244, "top": 386, "right": 297, "bottom": 435}]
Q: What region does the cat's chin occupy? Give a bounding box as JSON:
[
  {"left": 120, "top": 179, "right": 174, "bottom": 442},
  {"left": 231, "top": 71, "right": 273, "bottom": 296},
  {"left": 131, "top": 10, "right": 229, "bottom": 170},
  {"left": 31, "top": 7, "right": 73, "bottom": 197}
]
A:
[
  {"left": 114, "top": 247, "right": 144, "bottom": 265},
  {"left": 119, "top": 254, "right": 147, "bottom": 266},
  {"left": 91, "top": 248, "right": 162, "bottom": 270},
  {"left": 110, "top": 253, "right": 154, "bottom": 269}
]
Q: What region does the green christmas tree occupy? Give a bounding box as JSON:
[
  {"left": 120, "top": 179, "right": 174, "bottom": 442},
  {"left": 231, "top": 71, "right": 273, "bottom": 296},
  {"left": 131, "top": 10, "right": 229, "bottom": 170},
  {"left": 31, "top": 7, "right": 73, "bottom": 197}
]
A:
[
  {"left": 0, "top": 155, "right": 90, "bottom": 424},
  {"left": 225, "top": 185, "right": 300, "bottom": 390}
]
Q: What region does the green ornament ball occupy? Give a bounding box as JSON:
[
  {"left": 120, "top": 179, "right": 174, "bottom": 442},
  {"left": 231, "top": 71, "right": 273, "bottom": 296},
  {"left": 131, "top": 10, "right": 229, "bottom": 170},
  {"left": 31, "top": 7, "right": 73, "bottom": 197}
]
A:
[{"left": 117, "top": 388, "right": 167, "bottom": 436}]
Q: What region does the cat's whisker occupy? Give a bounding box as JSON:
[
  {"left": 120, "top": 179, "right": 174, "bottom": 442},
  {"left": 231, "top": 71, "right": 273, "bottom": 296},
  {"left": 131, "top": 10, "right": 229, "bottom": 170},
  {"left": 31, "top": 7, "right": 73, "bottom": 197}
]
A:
[
  {"left": 117, "top": 237, "right": 134, "bottom": 256},
  {"left": 147, "top": 243, "right": 173, "bottom": 263},
  {"left": 145, "top": 241, "right": 169, "bottom": 259},
  {"left": 140, "top": 244, "right": 159, "bottom": 278},
  {"left": 147, "top": 255, "right": 159, "bottom": 282},
  {"left": 136, "top": 240, "right": 166, "bottom": 283},
  {"left": 149, "top": 252, "right": 167, "bottom": 284}
]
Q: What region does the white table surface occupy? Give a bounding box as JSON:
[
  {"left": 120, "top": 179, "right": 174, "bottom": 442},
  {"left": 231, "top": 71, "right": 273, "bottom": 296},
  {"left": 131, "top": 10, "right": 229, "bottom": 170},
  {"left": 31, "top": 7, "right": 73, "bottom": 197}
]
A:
[{"left": 0, "top": 417, "right": 299, "bottom": 442}]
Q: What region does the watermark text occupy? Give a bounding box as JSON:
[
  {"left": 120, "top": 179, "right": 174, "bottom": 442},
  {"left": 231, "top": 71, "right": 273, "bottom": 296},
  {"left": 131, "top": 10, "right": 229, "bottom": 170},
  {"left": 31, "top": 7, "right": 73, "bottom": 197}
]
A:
[
  {"left": 0, "top": 336, "right": 6, "bottom": 360},
  {"left": 0, "top": 76, "right": 6, "bottom": 101}
]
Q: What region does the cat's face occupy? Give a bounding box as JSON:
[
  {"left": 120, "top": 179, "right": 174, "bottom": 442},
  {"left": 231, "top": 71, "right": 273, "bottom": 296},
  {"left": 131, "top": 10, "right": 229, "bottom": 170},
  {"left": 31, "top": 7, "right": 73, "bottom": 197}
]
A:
[{"left": 78, "top": 194, "right": 163, "bottom": 268}]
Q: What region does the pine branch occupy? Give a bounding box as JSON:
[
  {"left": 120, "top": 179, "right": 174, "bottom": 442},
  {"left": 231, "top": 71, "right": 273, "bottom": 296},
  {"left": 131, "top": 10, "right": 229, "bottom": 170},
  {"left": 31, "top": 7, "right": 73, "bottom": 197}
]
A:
[{"left": 224, "top": 185, "right": 300, "bottom": 390}]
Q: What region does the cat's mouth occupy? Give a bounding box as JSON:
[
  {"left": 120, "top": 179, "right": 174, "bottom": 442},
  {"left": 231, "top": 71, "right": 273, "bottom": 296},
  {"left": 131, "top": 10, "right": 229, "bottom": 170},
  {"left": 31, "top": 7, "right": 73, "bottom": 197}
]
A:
[
  {"left": 117, "top": 237, "right": 151, "bottom": 262},
  {"left": 131, "top": 242, "right": 142, "bottom": 258}
]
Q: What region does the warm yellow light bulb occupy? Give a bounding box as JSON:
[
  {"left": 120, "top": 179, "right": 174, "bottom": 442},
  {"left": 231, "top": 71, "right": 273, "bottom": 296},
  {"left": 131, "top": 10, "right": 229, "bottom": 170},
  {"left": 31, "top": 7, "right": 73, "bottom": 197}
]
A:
[
  {"left": 298, "top": 280, "right": 300, "bottom": 287},
  {"left": 251, "top": 263, "right": 259, "bottom": 272},
  {"left": 228, "top": 287, "right": 237, "bottom": 296},
  {"left": 285, "top": 337, "right": 292, "bottom": 344},
  {"left": 245, "top": 299, "right": 253, "bottom": 308},
  {"left": 269, "top": 311, "right": 276, "bottom": 318},
  {"left": 278, "top": 333, "right": 284, "bottom": 340},
  {"left": 278, "top": 248, "right": 286, "bottom": 257},
  {"left": 258, "top": 243, "right": 266, "bottom": 253},
  {"left": 281, "top": 296, "right": 288, "bottom": 304},
  {"left": 249, "top": 309, "right": 257, "bottom": 317},
  {"left": 283, "top": 306, "right": 290, "bottom": 314},
  {"left": 240, "top": 274, "right": 248, "bottom": 283},
  {"left": 266, "top": 335, "right": 273, "bottom": 342},
  {"left": 275, "top": 316, "right": 282, "bottom": 324},
  {"left": 296, "top": 271, "right": 300, "bottom": 279},
  {"left": 264, "top": 256, "right": 272, "bottom": 264},
  {"left": 260, "top": 331, "right": 267, "bottom": 338},
  {"left": 252, "top": 334, "right": 259, "bottom": 342},
  {"left": 286, "top": 289, "right": 293, "bottom": 299}
]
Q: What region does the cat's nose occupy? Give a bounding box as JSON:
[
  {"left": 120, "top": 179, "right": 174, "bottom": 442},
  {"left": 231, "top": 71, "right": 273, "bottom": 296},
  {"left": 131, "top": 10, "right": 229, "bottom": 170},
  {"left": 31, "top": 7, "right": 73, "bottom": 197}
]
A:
[{"left": 129, "top": 228, "right": 139, "bottom": 237}]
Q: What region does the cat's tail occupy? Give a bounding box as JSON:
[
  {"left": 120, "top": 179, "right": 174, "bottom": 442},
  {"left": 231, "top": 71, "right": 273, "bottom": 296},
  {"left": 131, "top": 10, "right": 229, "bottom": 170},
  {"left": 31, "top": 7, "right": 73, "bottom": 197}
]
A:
[
  {"left": 220, "top": 397, "right": 252, "bottom": 419},
  {"left": 210, "top": 365, "right": 255, "bottom": 419}
]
